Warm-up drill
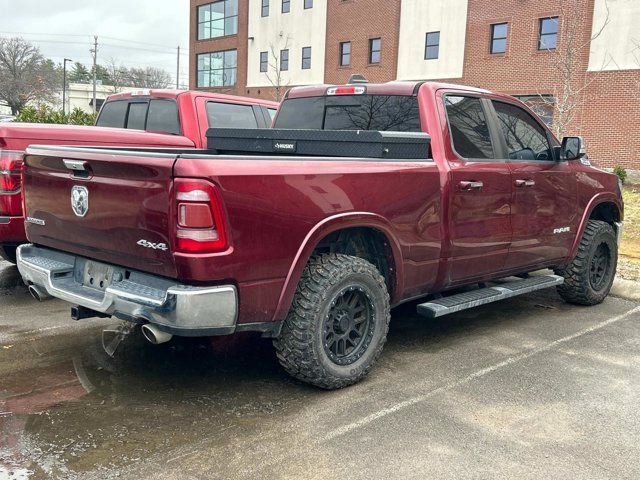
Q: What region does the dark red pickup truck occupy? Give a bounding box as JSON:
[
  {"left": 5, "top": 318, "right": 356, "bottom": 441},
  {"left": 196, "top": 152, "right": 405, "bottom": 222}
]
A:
[
  {"left": 0, "top": 90, "right": 277, "bottom": 263},
  {"left": 16, "top": 81, "right": 623, "bottom": 389}
]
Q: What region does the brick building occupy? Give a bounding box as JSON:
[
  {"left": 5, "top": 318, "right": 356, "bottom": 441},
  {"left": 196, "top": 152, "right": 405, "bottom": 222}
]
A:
[{"left": 190, "top": 0, "right": 640, "bottom": 169}]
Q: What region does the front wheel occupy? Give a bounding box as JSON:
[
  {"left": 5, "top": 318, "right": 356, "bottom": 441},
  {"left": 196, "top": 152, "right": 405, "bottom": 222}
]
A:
[
  {"left": 0, "top": 246, "right": 17, "bottom": 264},
  {"left": 273, "top": 254, "right": 391, "bottom": 389},
  {"left": 555, "top": 220, "right": 617, "bottom": 306}
]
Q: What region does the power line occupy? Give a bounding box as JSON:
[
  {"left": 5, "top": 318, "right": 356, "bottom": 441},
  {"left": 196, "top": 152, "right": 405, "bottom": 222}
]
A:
[{"left": 0, "top": 31, "right": 184, "bottom": 51}]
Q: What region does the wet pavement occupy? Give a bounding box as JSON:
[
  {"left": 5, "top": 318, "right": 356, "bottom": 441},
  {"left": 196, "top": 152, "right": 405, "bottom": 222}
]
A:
[{"left": 1, "top": 258, "right": 639, "bottom": 479}]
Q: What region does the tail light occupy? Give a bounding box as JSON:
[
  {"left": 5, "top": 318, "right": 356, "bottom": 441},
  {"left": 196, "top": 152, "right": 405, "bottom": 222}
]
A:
[
  {"left": 0, "top": 150, "right": 24, "bottom": 216},
  {"left": 174, "top": 178, "right": 228, "bottom": 253}
]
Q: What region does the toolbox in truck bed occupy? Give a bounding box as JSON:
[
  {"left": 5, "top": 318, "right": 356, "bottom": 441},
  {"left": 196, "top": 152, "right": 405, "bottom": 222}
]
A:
[{"left": 206, "top": 128, "right": 431, "bottom": 160}]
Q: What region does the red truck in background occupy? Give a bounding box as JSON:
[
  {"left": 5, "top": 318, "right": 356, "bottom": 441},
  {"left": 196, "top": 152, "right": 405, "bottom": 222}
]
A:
[
  {"left": 0, "top": 90, "right": 278, "bottom": 263},
  {"left": 16, "top": 81, "right": 623, "bottom": 389}
]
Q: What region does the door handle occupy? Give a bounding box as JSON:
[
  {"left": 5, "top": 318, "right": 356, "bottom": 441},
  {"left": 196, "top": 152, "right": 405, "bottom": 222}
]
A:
[
  {"left": 459, "top": 181, "right": 484, "bottom": 191},
  {"left": 515, "top": 179, "right": 536, "bottom": 188}
]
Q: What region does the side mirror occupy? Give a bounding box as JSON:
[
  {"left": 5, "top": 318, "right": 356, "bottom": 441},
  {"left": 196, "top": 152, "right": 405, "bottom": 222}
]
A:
[{"left": 561, "top": 136, "right": 587, "bottom": 161}]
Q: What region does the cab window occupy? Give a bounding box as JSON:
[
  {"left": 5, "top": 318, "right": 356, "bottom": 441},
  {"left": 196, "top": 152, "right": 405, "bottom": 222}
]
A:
[
  {"left": 126, "top": 102, "right": 148, "bottom": 130},
  {"left": 493, "top": 101, "right": 553, "bottom": 161},
  {"left": 96, "top": 100, "right": 128, "bottom": 128},
  {"left": 147, "top": 100, "right": 181, "bottom": 135},
  {"left": 206, "top": 102, "right": 258, "bottom": 128},
  {"left": 444, "top": 96, "right": 494, "bottom": 159}
]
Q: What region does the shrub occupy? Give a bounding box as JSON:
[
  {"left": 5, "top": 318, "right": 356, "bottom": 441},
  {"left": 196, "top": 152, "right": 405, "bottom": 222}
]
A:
[
  {"left": 613, "top": 166, "right": 628, "bottom": 185},
  {"left": 15, "top": 105, "right": 96, "bottom": 126}
]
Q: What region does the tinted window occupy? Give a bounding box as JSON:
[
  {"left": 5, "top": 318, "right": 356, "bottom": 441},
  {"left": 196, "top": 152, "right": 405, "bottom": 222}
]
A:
[
  {"left": 126, "top": 103, "right": 148, "bottom": 130},
  {"left": 493, "top": 101, "right": 552, "bottom": 161},
  {"left": 147, "top": 100, "right": 181, "bottom": 135},
  {"left": 96, "top": 101, "right": 128, "bottom": 128},
  {"left": 206, "top": 102, "right": 258, "bottom": 129},
  {"left": 275, "top": 95, "right": 422, "bottom": 132},
  {"left": 267, "top": 108, "right": 277, "bottom": 121},
  {"left": 444, "top": 96, "right": 494, "bottom": 159}
]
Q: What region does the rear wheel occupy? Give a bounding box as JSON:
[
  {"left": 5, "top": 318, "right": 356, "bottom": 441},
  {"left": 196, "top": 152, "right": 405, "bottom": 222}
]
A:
[
  {"left": 555, "top": 220, "right": 617, "bottom": 306},
  {"left": 273, "top": 254, "right": 390, "bottom": 389},
  {"left": 0, "top": 246, "right": 17, "bottom": 264}
]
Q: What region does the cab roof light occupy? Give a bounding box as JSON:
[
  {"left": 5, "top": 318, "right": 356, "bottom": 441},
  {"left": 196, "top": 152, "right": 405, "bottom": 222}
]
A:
[{"left": 327, "top": 86, "right": 366, "bottom": 96}]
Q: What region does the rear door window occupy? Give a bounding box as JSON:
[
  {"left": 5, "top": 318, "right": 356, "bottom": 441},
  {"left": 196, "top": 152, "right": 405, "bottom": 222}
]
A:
[
  {"left": 147, "top": 99, "right": 181, "bottom": 135},
  {"left": 126, "top": 102, "right": 148, "bottom": 130},
  {"left": 444, "top": 96, "right": 494, "bottom": 159},
  {"left": 274, "top": 95, "right": 422, "bottom": 131},
  {"left": 492, "top": 101, "right": 553, "bottom": 161},
  {"left": 96, "top": 100, "right": 128, "bottom": 128},
  {"left": 206, "top": 102, "right": 259, "bottom": 128}
]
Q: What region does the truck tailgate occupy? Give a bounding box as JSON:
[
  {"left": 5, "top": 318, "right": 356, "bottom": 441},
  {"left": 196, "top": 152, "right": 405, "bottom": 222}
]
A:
[{"left": 23, "top": 146, "right": 178, "bottom": 278}]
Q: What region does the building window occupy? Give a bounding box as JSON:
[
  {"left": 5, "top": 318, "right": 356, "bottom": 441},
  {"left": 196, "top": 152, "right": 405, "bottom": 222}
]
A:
[
  {"left": 539, "top": 17, "right": 558, "bottom": 50},
  {"left": 369, "top": 38, "right": 381, "bottom": 64},
  {"left": 261, "top": 0, "right": 269, "bottom": 17},
  {"left": 280, "top": 49, "right": 289, "bottom": 71},
  {"left": 302, "top": 47, "right": 312, "bottom": 69},
  {"left": 490, "top": 23, "right": 508, "bottom": 54},
  {"left": 282, "top": 0, "right": 290, "bottom": 13},
  {"left": 425, "top": 31, "right": 440, "bottom": 60},
  {"left": 197, "top": 50, "right": 237, "bottom": 87},
  {"left": 197, "top": 0, "right": 238, "bottom": 40},
  {"left": 260, "top": 51, "right": 268, "bottom": 72},
  {"left": 304, "top": 0, "right": 313, "bottom": 9},
  {"left": 340, "top": 41, "right": 351, "bottom": 66}
]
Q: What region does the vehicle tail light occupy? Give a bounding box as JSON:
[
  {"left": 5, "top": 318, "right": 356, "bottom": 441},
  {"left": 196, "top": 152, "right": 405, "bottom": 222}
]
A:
[
  {"left": 174, "top": 178, "right": 228, "bottom": 253},
  {"left": 326, "top": 86, "right": 366, "bottom": 96},
  {"left": 0, "top": 150, "right": 24, "bottom": 216}
]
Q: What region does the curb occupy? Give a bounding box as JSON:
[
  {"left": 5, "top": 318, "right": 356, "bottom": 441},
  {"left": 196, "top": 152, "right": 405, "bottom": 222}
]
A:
[{"left": 610, "top": 277, "right": 640, "bottom": 302}]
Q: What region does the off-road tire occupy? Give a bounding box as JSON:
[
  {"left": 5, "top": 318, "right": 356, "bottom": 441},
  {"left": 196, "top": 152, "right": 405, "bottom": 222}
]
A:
[
  {"left": 555, "top": 220, "right": 617, "bottom": 306},
  {"left": 0, "top": 246, "right": 17, "bottom": 264},
  {"left": 273, "top": 254, "right": 391, "bottom": 389}
]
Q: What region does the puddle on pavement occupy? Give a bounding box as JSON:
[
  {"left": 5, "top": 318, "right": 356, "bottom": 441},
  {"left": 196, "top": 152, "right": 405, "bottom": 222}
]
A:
[{"left": 0, "top": 323, "right": 309, "bottom": 478}]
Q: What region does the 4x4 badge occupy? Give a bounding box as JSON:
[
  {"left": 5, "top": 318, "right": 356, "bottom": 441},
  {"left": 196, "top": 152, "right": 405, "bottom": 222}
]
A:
[
  {"left": 71, "top": 185, "right": 89, "bottom": 217},
  {"left": 137, "top": 239, "right": 168, "bottom": 251}
]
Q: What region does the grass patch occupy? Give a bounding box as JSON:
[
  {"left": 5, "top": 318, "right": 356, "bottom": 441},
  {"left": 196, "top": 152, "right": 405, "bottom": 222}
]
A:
[{"left": 619, "top": 186, "right": 640, "bottom": 281}]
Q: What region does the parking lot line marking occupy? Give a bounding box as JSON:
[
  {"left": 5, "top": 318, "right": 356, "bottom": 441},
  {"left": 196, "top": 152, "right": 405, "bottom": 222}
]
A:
[{"left": 324, "top": 304, "right": 640, "bottom": 442}]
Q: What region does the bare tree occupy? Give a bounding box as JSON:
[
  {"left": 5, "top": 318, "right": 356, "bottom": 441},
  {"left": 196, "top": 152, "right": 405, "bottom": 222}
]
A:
[
  {"left": 104, "top": 58, "right": 130, "bottom": 94},
  {"left": 537, "top": 0, "right": 610, "bottom": 138},
  {"left": 0, "top": 37, "right": 60, "bottom": 114},
  {"left": 264, "top": 34, "right": 291, "bottom": 102},
  {"left": 127, "top": 67, "right": 172, "bottom": 89}
]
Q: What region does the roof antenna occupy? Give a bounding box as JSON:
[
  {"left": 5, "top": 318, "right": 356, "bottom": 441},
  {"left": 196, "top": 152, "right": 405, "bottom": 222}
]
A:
[{"left": 347, "top": 74, "right": 368, "bottom": 84}]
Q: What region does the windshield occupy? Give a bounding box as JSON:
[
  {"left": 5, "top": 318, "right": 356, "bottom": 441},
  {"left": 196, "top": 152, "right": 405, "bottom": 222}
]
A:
[{"left": 274, "top": 95, "right": 422, "bottom": 132}]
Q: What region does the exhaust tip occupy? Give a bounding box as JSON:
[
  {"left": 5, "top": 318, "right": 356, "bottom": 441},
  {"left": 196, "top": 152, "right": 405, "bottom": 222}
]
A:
[
  {"left": 141, "top": 323, "right": 173, "bottom": 345},
  {"left": 28, "top": 284, "right": 51, "bottom": 302}
]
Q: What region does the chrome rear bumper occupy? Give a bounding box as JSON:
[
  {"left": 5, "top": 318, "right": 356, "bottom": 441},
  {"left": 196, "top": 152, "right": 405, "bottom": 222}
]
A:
[{"left": 16, "top": 244, "right": 238, "bottom": 336}]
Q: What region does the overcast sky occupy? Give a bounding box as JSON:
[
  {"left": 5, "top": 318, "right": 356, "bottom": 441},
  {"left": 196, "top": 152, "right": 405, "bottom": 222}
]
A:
[{"left": 0, "top": 0, "right": 190, "bottom": 87}]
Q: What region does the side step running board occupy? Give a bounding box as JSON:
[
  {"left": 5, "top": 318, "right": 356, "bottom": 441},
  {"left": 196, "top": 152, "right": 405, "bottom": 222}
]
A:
[{"left": 417, "top": 275, "right": 564, "bottom": 318}]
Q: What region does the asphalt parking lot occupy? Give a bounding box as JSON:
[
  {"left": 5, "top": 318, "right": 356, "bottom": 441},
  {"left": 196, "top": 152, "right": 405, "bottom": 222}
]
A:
[{"left": 1, "top": 259, "right": 639, "bottom": 480}]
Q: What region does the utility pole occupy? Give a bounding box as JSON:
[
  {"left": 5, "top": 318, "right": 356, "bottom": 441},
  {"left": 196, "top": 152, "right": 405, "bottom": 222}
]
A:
[
  {"left": 90, "top": 36, "right": 98, "bottom": 113},
  {"left": 62, "top": 58, "right": 73, "bottom": 117},
  {"left": 176, "top": 46, "right": 181, "bottom": 89}
]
